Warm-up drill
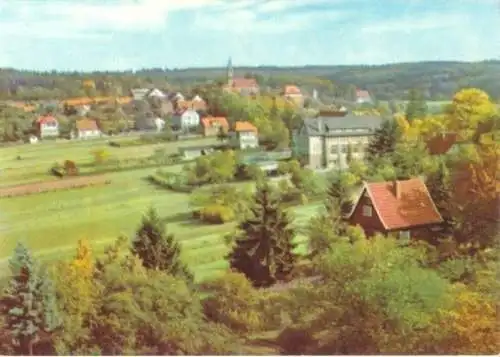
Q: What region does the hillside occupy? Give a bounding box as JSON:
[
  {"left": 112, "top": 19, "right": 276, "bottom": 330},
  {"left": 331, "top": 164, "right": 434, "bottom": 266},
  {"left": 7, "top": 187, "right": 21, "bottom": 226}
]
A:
[{"left": 1, "top": 60, "right": 499, "bottom": 101}]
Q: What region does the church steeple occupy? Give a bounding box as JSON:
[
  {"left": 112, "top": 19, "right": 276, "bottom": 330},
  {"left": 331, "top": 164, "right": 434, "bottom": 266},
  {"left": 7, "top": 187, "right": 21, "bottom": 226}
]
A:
[{"left": 227, "top": 57, "right": 234, "bottom": 87}]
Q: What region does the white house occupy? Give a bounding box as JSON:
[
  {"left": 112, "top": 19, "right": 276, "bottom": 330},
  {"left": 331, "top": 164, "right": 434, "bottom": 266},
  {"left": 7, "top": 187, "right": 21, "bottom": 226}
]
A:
[
  {"left": 36, "top": 115, "right": 59, "bottom": 138},
  {"left": 75, "top": 118, "right": 101, "bottom": 139},
  {"left": 171, "top": 109, "right": 200, "bottom": 132},
  {"left": 148, "top": 88, "right": 167, "bottom": 99},
  {"left": 229, "top": 121, "right": 259, "bottom": 150}
]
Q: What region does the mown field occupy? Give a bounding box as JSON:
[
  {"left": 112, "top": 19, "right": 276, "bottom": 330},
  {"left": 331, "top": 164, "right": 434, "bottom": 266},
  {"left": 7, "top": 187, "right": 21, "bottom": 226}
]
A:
[
  {"left": 0, "top": 136, "right": 218, "bottom": 188},
  {"left": 0, "top": 138, "right": 321, "bottom": 282}
]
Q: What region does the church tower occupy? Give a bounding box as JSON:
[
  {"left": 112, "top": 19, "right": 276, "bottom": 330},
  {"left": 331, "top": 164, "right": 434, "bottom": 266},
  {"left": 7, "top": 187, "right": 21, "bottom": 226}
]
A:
[{"left": 227, "top": 57, "right": 234, "bottom": 87}]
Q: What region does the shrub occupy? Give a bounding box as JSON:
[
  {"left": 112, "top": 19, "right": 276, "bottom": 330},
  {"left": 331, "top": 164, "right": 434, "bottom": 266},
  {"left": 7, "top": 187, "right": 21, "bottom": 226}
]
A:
[
  {"left": 148, "top": 173, "right": 193, "bottom": 193},
  {"left": 202, "top": 272, "right": 264, "bottom": 333},
  {"left": 63, "top": 160, "right": 79, "bottom": 176},
  {"left": 51, "top": 167, "right": 65, "bottom": 178},
  {"left": 199, "top": 204, "right": 235, "bottom": 224}
]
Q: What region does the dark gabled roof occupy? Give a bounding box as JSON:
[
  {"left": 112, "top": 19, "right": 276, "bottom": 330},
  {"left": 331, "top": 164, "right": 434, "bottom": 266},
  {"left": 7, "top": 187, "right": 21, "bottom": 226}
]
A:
[{"left": 302, "top": 114, "right": 383, "bottom": 137}]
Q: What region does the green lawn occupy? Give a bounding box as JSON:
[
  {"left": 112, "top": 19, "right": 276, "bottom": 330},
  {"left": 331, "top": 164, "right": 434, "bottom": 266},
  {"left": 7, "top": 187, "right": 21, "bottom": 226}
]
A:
[
  {"left": 0, "top": 138, "right": 322, "bottom": 282},
  {"left": 0, "top": 137, "right": 217, "bottom": 187}
]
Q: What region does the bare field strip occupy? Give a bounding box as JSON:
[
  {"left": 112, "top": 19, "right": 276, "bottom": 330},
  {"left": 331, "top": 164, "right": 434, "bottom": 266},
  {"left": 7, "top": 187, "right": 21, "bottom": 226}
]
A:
[{"left": 0, "top": 175, "right": 111, "bottom": 198}]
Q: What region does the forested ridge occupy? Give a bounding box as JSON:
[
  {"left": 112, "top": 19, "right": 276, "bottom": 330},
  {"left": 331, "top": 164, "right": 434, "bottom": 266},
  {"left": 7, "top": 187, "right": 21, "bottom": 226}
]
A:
[{"left": 1, "top": 60, "right": 499, "bottom": 101}]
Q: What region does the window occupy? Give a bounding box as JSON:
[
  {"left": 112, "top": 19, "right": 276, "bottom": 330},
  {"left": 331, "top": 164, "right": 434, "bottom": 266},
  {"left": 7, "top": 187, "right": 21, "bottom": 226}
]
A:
[
  {"left": 340, "top": 145, "right": 348, "bottom": 153},
  {"left": 399, "top": 230, "right": 410, "bottom": 240},
  {"left": 362, "top": 205, "right": 372, "bottom": 217},
  {"left": 330, "top": 145, "right": 338, "bottom": 154}
]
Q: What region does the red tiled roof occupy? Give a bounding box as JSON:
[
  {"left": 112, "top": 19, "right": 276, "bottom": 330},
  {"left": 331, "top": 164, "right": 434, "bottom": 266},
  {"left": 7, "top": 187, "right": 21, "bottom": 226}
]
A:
[
  {"left": 232, "top": 78, "right": 259, "bottom": 89},
  {"left": 36, "top": 115, "right": 57, "bottom": 124},
  {"left": 284, "top": 85, "right": 301, "bottom": 95},
  {"left": 76, "top": 118, "right": 99, "bottom": 131},
  {"left": 363, "top": 178, "right": 443, "bottom": 230},
  {"left": 425, "top": 133, "right": 458, "bottom": 155},
  {"left": 201, "top": 116, "right": 229, "bottom": 129},
  {"left": 356, "top": 89, "right": 371, "bottom": 99},
  {"left": 234, "top": 121, "right": 258, "bottom": 133}
]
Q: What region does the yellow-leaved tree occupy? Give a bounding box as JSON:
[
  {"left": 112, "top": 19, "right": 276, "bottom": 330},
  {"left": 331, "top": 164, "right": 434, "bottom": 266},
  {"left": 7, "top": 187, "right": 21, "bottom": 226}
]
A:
[
  {"left": 52, "top": 239, "right": 100, "bottom": 354},
  {"left": 444, "top": 88, "right": 497, "bottom": 140},
  {"left": 435, "top": 286, "right": 500, "bottom": 354}
]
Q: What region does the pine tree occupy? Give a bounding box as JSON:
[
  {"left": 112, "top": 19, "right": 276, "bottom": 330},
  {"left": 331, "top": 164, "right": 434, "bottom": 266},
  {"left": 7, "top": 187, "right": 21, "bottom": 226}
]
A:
[
  {"left": 366, "top": 118, "right": 401, "bottom": 161},
  {"left": 1, "top": 242, "right": 60, "bottom": 355},
  {"left": 326, "top": 175, "right": 353, "bottom": 217},
  {"left": 227, "top": 184, "right": 297, "bottom": 287},
  {"left": 346, "top": 143, "right": 354, "bottom": 165},
  {"left": 131, "top": 207, "right": 193, "bottom": 282},
  {"left": 216, "top": 125, "right": 228, "bottom": 142},
  {"left": 426, "top": 161, "right": 454, "bottom": 239},
  {"left": 405, "top": 88, "right": 428, "bottom": 121}
]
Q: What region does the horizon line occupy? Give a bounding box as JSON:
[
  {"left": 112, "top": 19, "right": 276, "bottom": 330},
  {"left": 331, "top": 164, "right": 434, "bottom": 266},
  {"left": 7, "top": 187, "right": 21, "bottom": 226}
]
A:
[{"left": 1, "top": 59, "right": 499, "bottom": 74}]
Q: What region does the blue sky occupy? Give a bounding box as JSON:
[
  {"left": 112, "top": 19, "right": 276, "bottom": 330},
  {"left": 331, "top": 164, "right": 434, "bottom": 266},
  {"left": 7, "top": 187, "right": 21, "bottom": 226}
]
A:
[{"left": 0, "top": 0, "right": 498, "bottom": 71}]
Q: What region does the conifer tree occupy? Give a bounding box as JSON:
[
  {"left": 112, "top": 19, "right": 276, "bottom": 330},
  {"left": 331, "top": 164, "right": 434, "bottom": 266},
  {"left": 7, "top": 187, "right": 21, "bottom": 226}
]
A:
[
  {"left": 405, "top": 88, "right": 428, "bottom": 121},
  {"left": 131, "top": 207, "right": 193, "bottom": 282},
  {"left": 1, "top": 242, "right": 60, "bottom": 355},
  {"left": 325, "top": 175, "right": 353, "bottom": 217},
  {"left": 366, "top": 118, "right": 401, "bottom": 161},
  {"left": 426, "top": 161, "right": 454, "bottom": 238},
  {"left": 227, "top": 183, "right": 297, "bottom": 287},
  {"left": 345, "top": 143, "right": 354, "bottom": 165}
]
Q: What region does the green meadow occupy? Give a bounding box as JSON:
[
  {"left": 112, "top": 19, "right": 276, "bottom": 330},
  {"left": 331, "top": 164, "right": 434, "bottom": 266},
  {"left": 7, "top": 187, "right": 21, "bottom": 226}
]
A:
[{"left": 0, "top": 137, "right": 321, "bottom": 282}]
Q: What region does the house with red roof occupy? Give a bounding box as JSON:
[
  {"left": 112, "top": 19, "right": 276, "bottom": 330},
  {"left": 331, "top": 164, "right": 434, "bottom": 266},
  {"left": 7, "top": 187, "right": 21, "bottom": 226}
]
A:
[
  {"left": 201, "top": 116, "right": 229, "bottom": 137},
  {"left": 355, "top": 89, "right": 373, "bottom": 104},
  {"left": 35, "top": 115, "right": 59, "bottom": 138},
  {"left": 282, "top": 85, "right": 304, "bottom": 107},
  {"left": 425, "top": 132, "right": 459, "bottom": 155},
  {"left": 229, "top": 121, "right": 259, "bottom": 149},
  {"left": 346, "top": 178, "right": 443, "bottom": 240}
]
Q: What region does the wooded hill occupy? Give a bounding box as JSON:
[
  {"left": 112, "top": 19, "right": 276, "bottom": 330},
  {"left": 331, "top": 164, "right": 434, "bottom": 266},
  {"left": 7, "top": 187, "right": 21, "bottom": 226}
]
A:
[{"left": 1, "top": 60, "right": 499, "bottom": 101}]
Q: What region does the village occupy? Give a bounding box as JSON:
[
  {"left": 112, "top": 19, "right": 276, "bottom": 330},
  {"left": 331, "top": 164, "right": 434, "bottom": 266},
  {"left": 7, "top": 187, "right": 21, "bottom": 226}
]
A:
[{"left": 0, "top": 59, "right": 498, "bottom": 355}]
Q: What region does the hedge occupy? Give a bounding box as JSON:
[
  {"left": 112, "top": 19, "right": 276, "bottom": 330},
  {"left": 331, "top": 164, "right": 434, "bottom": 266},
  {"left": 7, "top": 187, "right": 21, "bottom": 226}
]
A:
[
  {"left": 198, "top": 204, "right": 235, "bottom": 224},
  {"left": 148, "top": 173, "right": 194, "bottom": 193}
]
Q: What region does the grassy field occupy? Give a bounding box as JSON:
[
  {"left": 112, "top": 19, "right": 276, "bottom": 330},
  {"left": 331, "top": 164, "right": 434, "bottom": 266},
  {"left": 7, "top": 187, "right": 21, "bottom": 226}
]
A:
[
  {"left": 0, "top": 138, "right": 321, "bottom": 282},
  {"left": 379, "top": 100, "right": 451, "bottom": 114},
  {"left": 0, "top": 136, "right": 218, "bottom": 187}
]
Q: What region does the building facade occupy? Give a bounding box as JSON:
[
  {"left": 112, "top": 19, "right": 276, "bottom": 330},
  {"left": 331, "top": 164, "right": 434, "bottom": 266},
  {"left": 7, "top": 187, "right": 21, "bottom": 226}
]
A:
[
  {"left": 171, "top": 109, "right": 200, "bottom": 132},
  {"left": 292, "top": 111, "right": 382, "bottom": 170}
]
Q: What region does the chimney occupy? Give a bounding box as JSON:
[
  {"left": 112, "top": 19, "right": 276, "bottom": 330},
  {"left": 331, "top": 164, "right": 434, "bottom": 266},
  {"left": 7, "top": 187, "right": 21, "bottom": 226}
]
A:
[{"left": 393, "top": 180, "right": 401, "bottom": 199}]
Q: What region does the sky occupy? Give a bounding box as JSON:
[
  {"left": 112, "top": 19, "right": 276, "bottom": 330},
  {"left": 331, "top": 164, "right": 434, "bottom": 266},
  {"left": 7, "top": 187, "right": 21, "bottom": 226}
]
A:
[{"left": 0, "top": 0, "right": 499, "bottom": 71}]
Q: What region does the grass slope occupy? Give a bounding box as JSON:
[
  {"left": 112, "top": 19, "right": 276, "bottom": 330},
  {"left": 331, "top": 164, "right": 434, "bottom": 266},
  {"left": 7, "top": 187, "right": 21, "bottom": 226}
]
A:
[{"left": 0, "top": 141, "right": 322, "bottom": 282}]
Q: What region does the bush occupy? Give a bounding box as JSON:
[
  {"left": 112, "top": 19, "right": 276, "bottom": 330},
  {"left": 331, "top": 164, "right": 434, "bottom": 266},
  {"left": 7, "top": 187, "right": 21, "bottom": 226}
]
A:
[
  {"left": 202, "top": 272, "right": 264, "bottom": 334},
  {"left": 63, "top": 160, "right": 79, "bottom": 176},
  {"left": 51, "top": 166, "right": 65, "bottom": 178},
  {"left": 148, "top": 173, "right": 193, "bottom": 193},
  {"left": 199, "top": 204, "right": 235, "bottom": 224},
  {"left": 277, "top": 326, "right": 315, "bottom": 355}
]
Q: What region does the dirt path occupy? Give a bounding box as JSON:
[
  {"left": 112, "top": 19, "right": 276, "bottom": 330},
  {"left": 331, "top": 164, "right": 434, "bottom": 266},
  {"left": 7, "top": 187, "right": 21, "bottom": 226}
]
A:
[{"left": 0, "top": 175, "right": 110, "bottom": 198}]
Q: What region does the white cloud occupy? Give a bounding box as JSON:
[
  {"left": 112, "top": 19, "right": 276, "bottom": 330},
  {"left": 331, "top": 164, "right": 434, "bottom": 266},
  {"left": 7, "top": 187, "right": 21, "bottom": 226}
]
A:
[
  {"left": 0, "top": 0, "right": 223, "bottom": 38},
  {"left": 193, "top": 0, "right": 349, "bottom": 34},
  {"left": 0, "top": 0, "right": 351, "bottom": 39}
]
